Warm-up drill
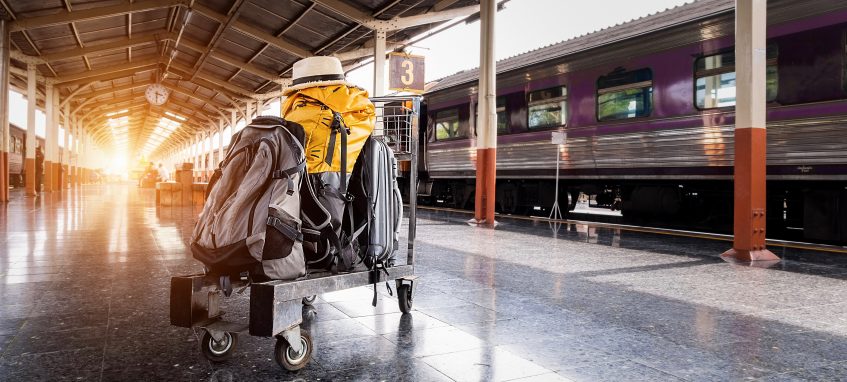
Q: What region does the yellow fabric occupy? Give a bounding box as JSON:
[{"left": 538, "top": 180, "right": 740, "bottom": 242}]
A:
[{"left": 282, "top": 85, "right": 375, "bottom": 174}]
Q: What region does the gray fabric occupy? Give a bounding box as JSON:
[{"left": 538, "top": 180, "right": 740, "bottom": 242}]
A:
[
  {"left": 364, "top": 139, "right": 403, "bottom": 263},
  {"left": 192, "top": 123, "right": 306, "bottom": 280},
  {"left": 302, "top": 172, "right": 351, "bottom": 269}
]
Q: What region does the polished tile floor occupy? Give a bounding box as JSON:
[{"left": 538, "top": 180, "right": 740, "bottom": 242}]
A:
[{"left": 2, "top": 184, "right": 847, "bottom": 381}]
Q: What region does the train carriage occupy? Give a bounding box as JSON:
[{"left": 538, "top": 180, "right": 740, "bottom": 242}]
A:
[{"left": 417, "top": 0, "right": 847, "bottom": 244}]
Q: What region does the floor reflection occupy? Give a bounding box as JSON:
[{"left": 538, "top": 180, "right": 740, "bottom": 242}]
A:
[{"left": 1, "top": 184, "right": 847, "bottom": 381}]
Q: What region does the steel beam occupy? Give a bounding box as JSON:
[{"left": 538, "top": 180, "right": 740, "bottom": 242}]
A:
[
  {"left": 310, "top": 0, "right": 372, "bottom": 25},
  {"left": 10, "top": 49, "right": 45, "bottom": 65},
  {"left": 372, "top": 30, "right": 386, "bottom": 97},
  {"left": 177, "top": 36, "right": 285, "bottom": 83},
  {"left": 364, "top": 5, "right": 479, "bottom": 30},
  {"left": 191, "top": 3, "right": 311, "bottom": 58},
  {"left": 41, "top": 33, "right": 170, "bottom": 62},
  {"left": 230, "top": 2, "right": 315, "bottom": 83},
  {"left": 433, "top": 0, "right": 460, "bottom": 12},
  {"left": 55, "top": 58, "right": 160, "bottom": 85},
  {"left": 11, "top": 0, "right": 187, "bottom": 32},
  {"left": 168, "top": 62, "right": 255, "bottom": 98}
]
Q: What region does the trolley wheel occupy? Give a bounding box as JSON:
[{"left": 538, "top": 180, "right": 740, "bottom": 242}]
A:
[
  {"left": 302, "top": 295, "right": 317, "bottom": 306},
  {"left": 274, "top": 330, "right": 313, "bottom": 371},
  {"left": 200, "top": 331, "right": 237, "bottom": 363},
  {"left": 398, "top": 283, "right": 413, "bottom": 314}
]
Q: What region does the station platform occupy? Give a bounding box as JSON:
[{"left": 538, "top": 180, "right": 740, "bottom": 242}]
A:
[{"left": 2, "top": 184, "right": 847, "bottom": 381}]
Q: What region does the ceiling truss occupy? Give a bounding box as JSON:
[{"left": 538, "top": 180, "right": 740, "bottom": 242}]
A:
[{"left": 5, "top": 0, "right": 485, "bottom": 158}]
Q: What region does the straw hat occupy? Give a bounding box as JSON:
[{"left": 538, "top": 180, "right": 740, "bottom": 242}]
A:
[{"left": 282, "top": 56, "right": 361, "bottom": 95}]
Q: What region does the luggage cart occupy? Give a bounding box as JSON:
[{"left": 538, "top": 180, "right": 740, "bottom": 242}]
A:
[{"left": 169, "top": 95, "right": 421, "bottom": 371}]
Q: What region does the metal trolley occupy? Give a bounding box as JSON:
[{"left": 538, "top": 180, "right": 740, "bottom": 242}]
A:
[{"left": 169, "top": 95, "right": 421, "bottom": 371}]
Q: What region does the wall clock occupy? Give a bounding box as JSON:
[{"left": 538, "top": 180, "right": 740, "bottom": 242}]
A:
[{"left": 145, "top": 83, "right": 170, "bottom": 106}]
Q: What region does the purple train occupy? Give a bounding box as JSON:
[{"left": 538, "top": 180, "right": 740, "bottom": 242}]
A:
[{"left": 417, "top": 0, "right": 847, "bottom": 244}]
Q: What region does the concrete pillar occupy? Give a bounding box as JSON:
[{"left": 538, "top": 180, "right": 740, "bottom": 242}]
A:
[
  {"left": 24, "top": 64, "right": 37, "bottom": 196},
  {"left": 71, "top": 122, "right": 82, "bottom": 185},
  {"left": 194, "top": 135, "right": 200, "bottom": 181},
  {"left": 80, "top": 131, "right": 91, "bottom": 184},
  {"left": 721, "top": 0, "right": 778, "bottom": 263},
  {"left": 62, "top": 99, "right": 70, "bottom": 189},
  {"left": 246, "top": 100, "right": 254, "bottom": 121},
  {"left": 473, "top": 0, "right": 497, "bottom": 226},
  {"left": 373, "top": 30, "right": 386, "bottom": 97},
  {"left": 43, "top": 82, "right": 54, "bottom": 192},
  {"left": 218, "top": 118, "right": 224, "bottom": 164},
  {"left": 200, "top": 133, "right": 206, "bottom": 181},
  {"left": 231, "top": 109, "right": 237, "bottom": 136},
  {"left": 0, "top": 20, "right": 9, "bottom": 202},
  {"left": 76, "top": 126, "right": 82, "bottom": 184}
]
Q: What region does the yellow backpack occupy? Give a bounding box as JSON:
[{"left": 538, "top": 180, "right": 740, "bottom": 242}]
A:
[
  {"left": 281, "top": 85, "right": 375, "bottom": 174},
  {"left": 282, "top": 84, "right": 375, "bottom": 273}
]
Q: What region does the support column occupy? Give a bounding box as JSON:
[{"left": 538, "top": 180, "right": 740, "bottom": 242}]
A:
[
  {"left": 373, "top": 30, "right": 386, "bottom": 97},
  {"left": 43, "top": 82, "right": 54, "bottom": 192},
  {"left": 721, "top": 0, "right": 778, "bottom": 263},
  {"left": 473, "top": 0, "right": 497, "bottom": 226},
  {"left": 62, "top": 102, "right": 70, "bottom": 189},
  {"left": 200, "top": 133, "right": 207, "bottom": 181},
  {"left": 70, "top": 103, "right": 79, "bottom": 186},
  {"left": 196, "top": 135, "right": 202, "bottom": 181},
  {"left": 245, "top": 100, "right": 254, "bottom": 121},
  {"left": 231, "top": 110, "right": 237, "bottom": 136},
  {"left": 24, "top": 64, "right": 37, "bottom": 196},
  {"left": 61, "top": 103, "right": 71, "bottom": 190},
  {"left": 0, "top": 20, "right": 10, "bottom": 202},
  {"left": 79, "top": 131, "right": 91, "bottom": 184},
  {"left": 218, "top": 119, "right": 224, "bottom": 164}
]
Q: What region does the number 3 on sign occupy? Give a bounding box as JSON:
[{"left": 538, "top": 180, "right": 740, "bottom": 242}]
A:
[
  {"left": 401, "top": 60, "right": 414, "bottom": 86},
  {"left": 389, "top": 52, "right": 424, "bottom": 93}
]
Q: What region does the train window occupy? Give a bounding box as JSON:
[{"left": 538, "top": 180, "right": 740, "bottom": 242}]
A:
[
  {"left": 434, "top": 109, "right": 462, "bottom": 140},
  {"left": 695, "top": 47, "right": 778, "bottom": 109},
  {"left": 474, "top": 97, "right": 509, "bottom": 134},
  {"left": 528, "top": 86, "right": 567, "bottom": 129},
  {"left": 497, "top": 97, "right": 507, "bottom": 133},
  {"left": 597, "top": 68, "right": 653, "bottom": 121}
]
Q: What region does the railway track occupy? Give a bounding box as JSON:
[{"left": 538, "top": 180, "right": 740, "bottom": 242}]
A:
[{"left": 414, "top": 205, "right": 847, "bottom": 255}]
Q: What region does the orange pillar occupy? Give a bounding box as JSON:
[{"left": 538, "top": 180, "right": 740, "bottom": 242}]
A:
[
  {"left": 43, "top": 160, "right": 53, "bottom": 192},
  {"left": 473, "top": 0, "right": 497, "bottom": 226},
  {"left": 53, "top": 162, "right": 60, "bottom": 190},
  {"left": 721, "top": 0, "right": 778, "bottom": 263}
]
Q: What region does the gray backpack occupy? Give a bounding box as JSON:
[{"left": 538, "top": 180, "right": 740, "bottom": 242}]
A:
[{"left": 191, "top": 116, "right": 307, "bottom": 282}]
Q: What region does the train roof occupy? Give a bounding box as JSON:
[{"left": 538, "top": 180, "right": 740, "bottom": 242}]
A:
[{"left": 426, "top": 0, "right": 734, "bottom": 94}]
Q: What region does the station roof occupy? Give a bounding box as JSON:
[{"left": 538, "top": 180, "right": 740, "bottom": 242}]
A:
[
  {"left": 427, "top": 0, "right": 847, "bottom": 95},
  {"left": 2, "top": 0, "right": 481, "bottom": 157},
  {"left": 427, "top": 0, "right": 735, "bottom": 94}
]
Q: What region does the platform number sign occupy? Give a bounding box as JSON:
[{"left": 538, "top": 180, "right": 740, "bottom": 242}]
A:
[{"left": 389, "top": 53, "right": 425, "bottom": 94}]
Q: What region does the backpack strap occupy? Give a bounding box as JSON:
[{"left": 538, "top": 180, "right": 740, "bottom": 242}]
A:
[
  {"left": 271, "top": 161, "right": 306, "bottom": 179},
  {"left": 272, "top": 161, "right": 306, "bottom": 195},
  {"left": 266, "top": 216, "right": 304, "bottom": 242}
]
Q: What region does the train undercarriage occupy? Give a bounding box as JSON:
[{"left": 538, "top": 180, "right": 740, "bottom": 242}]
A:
[{"left": 406, "top": 175, "right": 847, "bottom": 245}]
